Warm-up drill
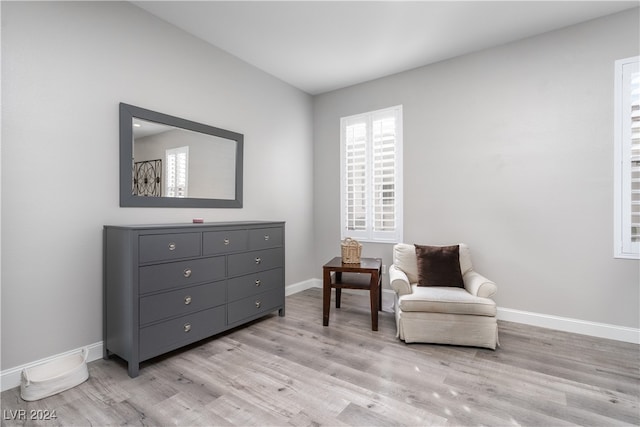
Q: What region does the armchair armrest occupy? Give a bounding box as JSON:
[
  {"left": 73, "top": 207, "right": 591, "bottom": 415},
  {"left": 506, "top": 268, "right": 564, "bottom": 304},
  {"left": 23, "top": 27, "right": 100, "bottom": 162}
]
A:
[
  {"left": 463, "top": 270, "right": 497, "bottom": 298},
  {"left": 389, "top": 264, "right": 413, "bottom": 296}
]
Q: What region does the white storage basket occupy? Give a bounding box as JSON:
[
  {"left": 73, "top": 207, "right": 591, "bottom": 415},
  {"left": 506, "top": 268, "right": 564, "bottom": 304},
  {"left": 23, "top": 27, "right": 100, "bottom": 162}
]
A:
[{"left": 20, "top": 348, "right": 89, "bottom": 401}]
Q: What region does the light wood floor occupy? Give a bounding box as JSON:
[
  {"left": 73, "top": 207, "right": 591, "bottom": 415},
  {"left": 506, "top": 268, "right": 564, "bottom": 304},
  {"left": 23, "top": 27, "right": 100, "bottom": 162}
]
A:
[{"left": 2, "top": 288, "right": 639, "bottom": 426}]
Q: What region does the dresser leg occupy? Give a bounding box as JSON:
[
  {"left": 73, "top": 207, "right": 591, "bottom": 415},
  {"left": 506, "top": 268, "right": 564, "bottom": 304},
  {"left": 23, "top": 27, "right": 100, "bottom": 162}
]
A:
[
  {"left": 128, "top": 363, "right": 139, "bottom": 378},
  {"left": 278, "top": 307, "right": 285, "bottom": 317}
]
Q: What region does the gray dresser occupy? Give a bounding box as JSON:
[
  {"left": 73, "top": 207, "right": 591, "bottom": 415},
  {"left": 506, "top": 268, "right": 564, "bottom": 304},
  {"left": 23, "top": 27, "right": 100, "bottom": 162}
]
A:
[{"left": 103, "top": 221, "right": 285, "bottom": 377}]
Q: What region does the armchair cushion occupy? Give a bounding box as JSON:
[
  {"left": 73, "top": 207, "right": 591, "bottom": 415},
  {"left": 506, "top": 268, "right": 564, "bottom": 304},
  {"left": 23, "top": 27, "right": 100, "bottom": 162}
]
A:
[
  {"left": 414, "top": 244, "right": 464, "bottom": 288},
  {"left": 398, "top": 285, "right": 497, "bottom": 317}
]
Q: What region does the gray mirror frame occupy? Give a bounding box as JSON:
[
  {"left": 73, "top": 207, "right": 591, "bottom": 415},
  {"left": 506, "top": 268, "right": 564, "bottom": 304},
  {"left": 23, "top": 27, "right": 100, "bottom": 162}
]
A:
[{"left": 120, "top": 103, "right": 243, "bottom": 208}]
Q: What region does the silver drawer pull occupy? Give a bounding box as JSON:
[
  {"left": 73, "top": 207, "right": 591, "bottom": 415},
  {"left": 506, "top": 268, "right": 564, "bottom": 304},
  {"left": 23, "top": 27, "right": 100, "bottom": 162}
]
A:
[
  {"left": 184, "top": 323, "right": 191, "bottom": 333},
  {"left": 183, "top": 268, "right": 192, "bottom": 278},
  {"left": 264, "top": 235, "right": 270, "bottom": 241},
  {"left": 184, "top": 295, "right": 192, "bottom": 305},
  {"left": 255, "top": 257, "right": 262, "bottom": 264},
  {"left": 224, "top": 238, "right": 230, "bottom": 245},
  {"left": 255, "top": 279, "right": 261, "bottom": 287},
  {"left": 168, "top": 242, "right": 176, "bottom": 251},
  {"left": 255, "top": 301, "right": 261, "bottom": 309}
]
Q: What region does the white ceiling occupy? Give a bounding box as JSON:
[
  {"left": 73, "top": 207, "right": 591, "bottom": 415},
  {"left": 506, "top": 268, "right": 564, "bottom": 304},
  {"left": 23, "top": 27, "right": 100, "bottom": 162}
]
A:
[{"left": 133, "top": 1, "right": 639, "bottom": 95}]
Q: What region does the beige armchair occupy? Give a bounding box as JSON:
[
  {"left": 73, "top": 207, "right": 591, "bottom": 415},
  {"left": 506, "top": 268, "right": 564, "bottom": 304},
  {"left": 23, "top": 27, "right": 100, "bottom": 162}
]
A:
[{"left": 389, "top": 243, "right": 499, "bottom": 350}]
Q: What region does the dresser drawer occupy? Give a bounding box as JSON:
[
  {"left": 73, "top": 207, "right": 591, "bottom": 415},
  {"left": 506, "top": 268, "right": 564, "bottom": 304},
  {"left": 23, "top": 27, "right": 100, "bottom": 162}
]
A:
[
  {"left": 227, "top": 288, "right": 284, "bottom": 325},
  {"left": 139, "top": 232, "right": 201, "bottom": 264},
  {"left": 139, "top": 256, "right": 225, "bottom": 294},
  {"left": 227, "top": 248, "right": 283, "bottom": 277},
  {"left": 139, "top": 306, "right": 226, "bottom": 361},
  {"left": 203, "top": 229, "right": 248, "bottom": 255},
  {"left": 248, "top": 227, "right": 283, "bottom": 250},
  {"left": 228, "top": 268, "right": 283, "bottom": 302},
  {"left": 139, "top": 280, "right": 226, "bottom": 325}
]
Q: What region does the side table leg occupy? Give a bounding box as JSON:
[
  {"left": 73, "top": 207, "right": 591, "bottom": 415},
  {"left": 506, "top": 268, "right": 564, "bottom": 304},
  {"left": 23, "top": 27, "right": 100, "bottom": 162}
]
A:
[
  {"left": 378, "top": 271, "right": 383, "bottom": 311},
  {"left": 336, "top": 288, "right": 341, "bottom": 308},
  {"left": 370, "top": 271, "right": 379, "bottom": 331},
  {"left": 323, "top": 268, "right": 331, "bottom": 326}
]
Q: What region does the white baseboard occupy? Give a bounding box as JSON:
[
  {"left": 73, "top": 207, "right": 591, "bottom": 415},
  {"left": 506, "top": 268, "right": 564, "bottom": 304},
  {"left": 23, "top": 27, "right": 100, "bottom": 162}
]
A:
[
  {"left": 1, "top": 341, "right": 104, "bottom": 392},
  {"left": 497, "top": 307, "right": 639, "bottom": 344},
  {"left": 3, "top": 283, "right": 637, "bottom": 392},
  {"left": 287, "top": 280, "right": 640, "bottom": 343},
  {"left": 285, "top": 278, "right": 319, "bottom": 295}
]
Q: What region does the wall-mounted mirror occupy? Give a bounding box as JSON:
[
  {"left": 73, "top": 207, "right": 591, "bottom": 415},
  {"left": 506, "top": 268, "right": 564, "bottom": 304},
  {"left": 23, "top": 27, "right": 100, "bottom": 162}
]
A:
[{"left": 120, "top": 103, "right": 243, "bottom": 208}]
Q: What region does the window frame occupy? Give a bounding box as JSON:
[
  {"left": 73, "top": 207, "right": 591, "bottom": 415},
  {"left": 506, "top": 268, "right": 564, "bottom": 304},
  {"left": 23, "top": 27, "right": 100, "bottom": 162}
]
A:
[
  {"left": 340, "top": 105, "right": 403, "bottom": 244},
  {"left": 614, "top": 55, "right": 640, "bottom": 259}
]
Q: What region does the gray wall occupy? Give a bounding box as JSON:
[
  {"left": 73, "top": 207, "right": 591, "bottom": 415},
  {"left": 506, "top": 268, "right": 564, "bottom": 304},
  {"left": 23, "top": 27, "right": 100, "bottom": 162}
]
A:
[
  {"left": 313, "top": 9, "right": 640, "bottom": 328},
  {"left": 1, "top": 2, "right": 314, "bottom": 370}
]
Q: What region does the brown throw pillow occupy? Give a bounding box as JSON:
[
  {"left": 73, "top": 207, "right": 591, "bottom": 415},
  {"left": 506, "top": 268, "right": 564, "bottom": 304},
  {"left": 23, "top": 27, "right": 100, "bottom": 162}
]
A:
[{"left": 414, "top": 244, "right": 464, "bottom": 288}]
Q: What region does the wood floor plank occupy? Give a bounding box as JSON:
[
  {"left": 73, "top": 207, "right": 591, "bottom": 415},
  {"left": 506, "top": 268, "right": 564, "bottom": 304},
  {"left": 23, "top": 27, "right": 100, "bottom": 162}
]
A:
[
  {"left": 317, "top": 347, "right": 511, "bottom": 427},
  {"left": 1, "top": 288, "right": 638, "bottom": 426},
  {"left": 365, "top": 342, "right": 572, "bottom": 426},
  {"left": 455, "top": 347, "right": 639, "bottom": 416},
  {"left": 337, "top": 402, "right": 403, "bottom": 427},
  {"left": 212, "top": 334, "right": 447, "bottom": 426},
  {"left": 475, "top": 346, "right": 639, "bottom": 397}
]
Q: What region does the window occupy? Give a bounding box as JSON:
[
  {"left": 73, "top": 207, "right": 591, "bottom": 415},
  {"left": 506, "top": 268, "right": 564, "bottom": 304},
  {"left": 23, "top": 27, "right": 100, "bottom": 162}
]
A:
[
  {"left": 165, "top": 146, "right": 189, "bottom": 198},
  {"left": 614, "top": 56, "right": 640, "bottom": 259},
  {"left": 340, "top": 105, "right": 403, "bottom": 243}
]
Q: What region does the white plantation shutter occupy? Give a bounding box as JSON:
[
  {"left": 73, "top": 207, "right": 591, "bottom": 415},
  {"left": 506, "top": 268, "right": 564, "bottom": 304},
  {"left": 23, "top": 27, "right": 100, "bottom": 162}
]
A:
[
  {"left": 341, "top": 106, "right": 403, "bottom": 243},
  {"left": 615, "top": 56, "right": 640, "bottom": 258},
  {"left": 630, "top": 68, "right": 640, "bottom": 243},
  {"left": 345, "top": 121, "right": 368, "bottom": 232},
  {"left": 372, "top": 114, "right": 397, "bottom": 235},
  {"left": 166, "top": 146, "right": 189, "bottom": 198}
]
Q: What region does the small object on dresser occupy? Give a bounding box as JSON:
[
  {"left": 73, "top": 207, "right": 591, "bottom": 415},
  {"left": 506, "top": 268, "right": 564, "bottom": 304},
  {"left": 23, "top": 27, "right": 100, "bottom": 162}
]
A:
[
  {"left": 341, "top": 237, "right": 362, "bottom": 263},
  {"left": 20, "top": 348, "right": 89, "bottom": 401},
  {"left": 192, "top": 218, "right": 204, "bottom": 224}
]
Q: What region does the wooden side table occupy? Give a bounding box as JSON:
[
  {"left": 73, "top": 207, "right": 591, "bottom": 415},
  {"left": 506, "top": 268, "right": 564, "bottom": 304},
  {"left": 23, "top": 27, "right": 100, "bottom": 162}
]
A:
[{"left": 322, "top": 257, "right": 382, "bottom": 331}]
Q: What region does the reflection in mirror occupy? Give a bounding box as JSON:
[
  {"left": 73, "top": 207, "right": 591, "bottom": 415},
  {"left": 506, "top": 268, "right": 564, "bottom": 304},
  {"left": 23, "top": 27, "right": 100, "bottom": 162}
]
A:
[
  {"left": 132, "top": 118, "right": 237, "bottom": 200},
  {"left": 120, "top": 103, "right": 243, "bottom": 208}
]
